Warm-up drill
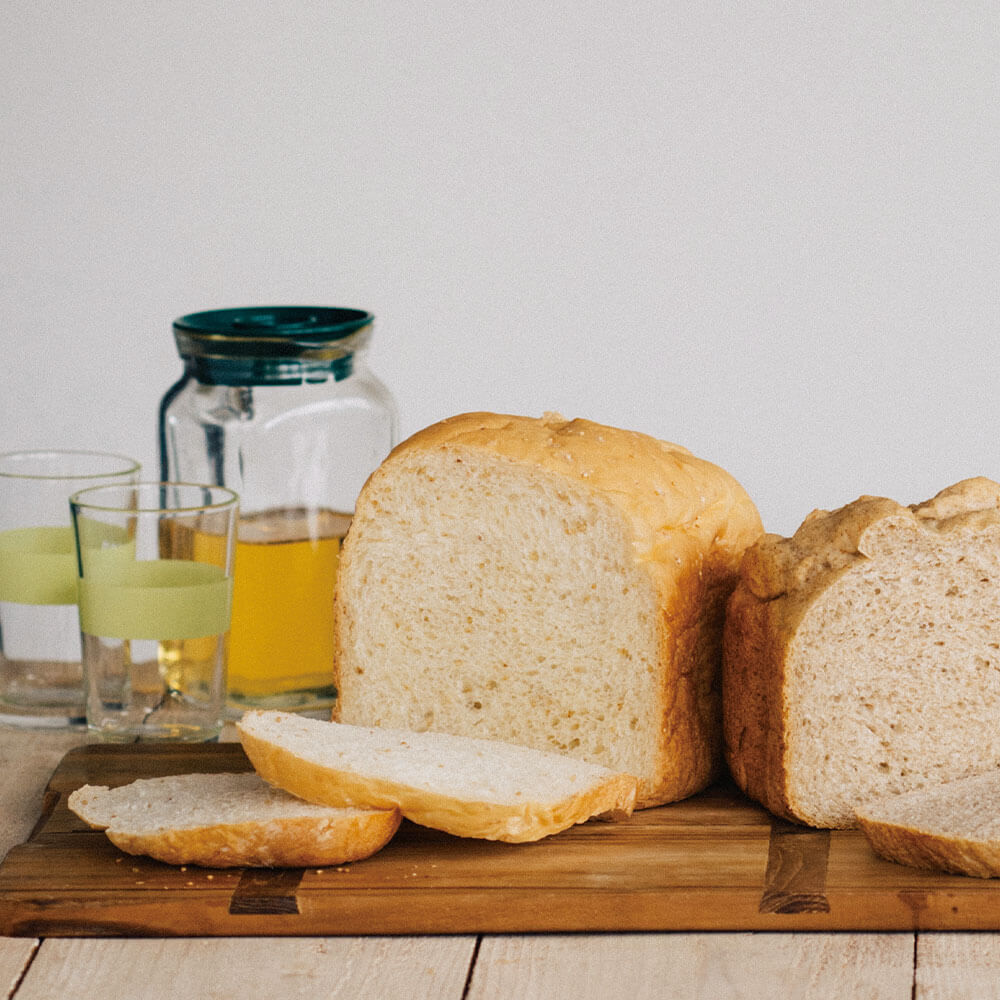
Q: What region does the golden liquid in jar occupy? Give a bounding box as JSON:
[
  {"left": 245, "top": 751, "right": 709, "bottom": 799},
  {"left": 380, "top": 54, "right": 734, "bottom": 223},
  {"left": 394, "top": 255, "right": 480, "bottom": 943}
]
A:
[
  {"left": 151, "top": 515, "right": 232, "bottom": 710},
  {"left": 226, "top": 507, "right": 350, "bottom": 708}
]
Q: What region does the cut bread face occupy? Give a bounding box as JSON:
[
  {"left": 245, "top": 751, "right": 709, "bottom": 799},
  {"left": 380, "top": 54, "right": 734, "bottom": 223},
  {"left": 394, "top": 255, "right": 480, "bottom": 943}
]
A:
[
  {"left": 724, "top": 478, "right": 1000, "bottom": 829},
  {"left": 333, "top": 411, "right": 763, "bottom": 807},
  {"left": 68, "top": 771, "right": 401, "bottom": 868},
  {"left": 237, "top": 710, "right": 639, "bottom": 843},
  {"left": 856, "top": 771, "right": 1000, "bottom": 877},
  {"left": 339, "top": 447, "right": 660, "bottom": 780}
]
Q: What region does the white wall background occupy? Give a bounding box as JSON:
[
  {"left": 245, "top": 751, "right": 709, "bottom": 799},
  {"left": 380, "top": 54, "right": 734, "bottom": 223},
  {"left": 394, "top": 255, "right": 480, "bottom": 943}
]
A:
[{"left": 3, "top": 2, "right": 998, "bottom": 536}]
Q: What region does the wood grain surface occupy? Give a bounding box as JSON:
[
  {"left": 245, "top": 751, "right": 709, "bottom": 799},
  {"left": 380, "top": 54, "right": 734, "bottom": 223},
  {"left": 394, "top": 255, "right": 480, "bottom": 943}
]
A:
[
  {"left": 469, "top": 934, "right": 917, "bottom": 1000},
  {"left": 7, "top": 936, "right": 478, "bottom": 1000},
  {"left": 3, "top": 743, "right": 1000, "bottom": 937}
]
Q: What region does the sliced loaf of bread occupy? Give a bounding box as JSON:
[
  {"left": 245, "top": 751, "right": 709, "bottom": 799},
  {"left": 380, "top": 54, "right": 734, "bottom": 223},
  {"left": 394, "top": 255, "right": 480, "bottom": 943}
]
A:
[
  {"left": 856, "top": 772, "right": 1000, "bottom": 877},
  {"left": 332, "top": 410, "right": 762, "bottom": 808},
  {"left": 237, "top": 710, "right": 639, "bottom": 842},
  {"left": 68, "top": 771, "right": 401, "bottom": 867},
  {"left": 724, "top": 477, "right": 1000, "bottom": 829}
]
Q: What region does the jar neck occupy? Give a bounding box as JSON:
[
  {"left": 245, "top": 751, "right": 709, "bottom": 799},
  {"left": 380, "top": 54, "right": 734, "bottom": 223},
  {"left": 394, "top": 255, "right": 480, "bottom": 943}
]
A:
[{"left": 184, "top": 352, "right": 357, "bottom": 387}]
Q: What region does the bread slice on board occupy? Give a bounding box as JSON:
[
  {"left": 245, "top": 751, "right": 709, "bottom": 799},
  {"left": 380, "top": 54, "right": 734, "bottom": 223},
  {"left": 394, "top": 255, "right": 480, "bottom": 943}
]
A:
[
  {"left": 68, "top": 771, "right": 401, "bottom": 867},
  {"left": 237, "top": 710, "right": 639, "bottom": 843},
  {"left": 331, "top": 410, "right": 762, "bottom": 808},
  {"left": 856, "top": 772, "right": 1000, "bottom": 877},
  {"left": 723, "top": 477, "right": 1000, "bottom": 829}
]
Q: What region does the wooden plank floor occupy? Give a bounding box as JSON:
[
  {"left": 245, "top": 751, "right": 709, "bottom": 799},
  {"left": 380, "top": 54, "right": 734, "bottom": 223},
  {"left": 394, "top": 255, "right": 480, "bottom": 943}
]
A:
[
  {"left": 10, "top": 933, "right": 1000, "bottom": 999},
  {"left": 4, "top": 730, "right": 1000, "bottom": 997}
]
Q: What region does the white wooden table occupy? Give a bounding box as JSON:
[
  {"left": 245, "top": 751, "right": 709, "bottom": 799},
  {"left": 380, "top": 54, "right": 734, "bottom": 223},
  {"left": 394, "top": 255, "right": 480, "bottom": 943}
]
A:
[{"left": 1, "top": 726, "right": 997, "bottom": 1000}]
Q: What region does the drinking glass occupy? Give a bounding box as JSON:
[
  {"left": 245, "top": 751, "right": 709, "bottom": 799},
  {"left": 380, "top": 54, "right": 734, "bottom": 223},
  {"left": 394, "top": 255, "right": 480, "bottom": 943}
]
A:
[
  {"left": 70, "top": 481, "right": 238, "bottom": 741},
  {"left": 0, "top": 450, "right": 140, "bottom": 727}
]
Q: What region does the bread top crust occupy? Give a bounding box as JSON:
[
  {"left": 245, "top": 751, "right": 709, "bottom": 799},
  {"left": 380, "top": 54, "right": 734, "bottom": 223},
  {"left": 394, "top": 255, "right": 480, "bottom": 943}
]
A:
[
  {"left": 738, "top": 477, "right": 1000, "bottom": 628},
  {"left": 384, "top": 411, "right": 763, "bottom": 570}
]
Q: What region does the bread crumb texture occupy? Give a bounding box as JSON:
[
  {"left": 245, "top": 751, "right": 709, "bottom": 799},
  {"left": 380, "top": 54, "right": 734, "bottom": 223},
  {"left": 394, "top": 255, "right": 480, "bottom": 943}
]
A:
[
  {"left": 723, "top": 477, "right": 1000, "bottom": 828},
  {"left": 332, "top": 411, "right": 762, "bottom": 808}
]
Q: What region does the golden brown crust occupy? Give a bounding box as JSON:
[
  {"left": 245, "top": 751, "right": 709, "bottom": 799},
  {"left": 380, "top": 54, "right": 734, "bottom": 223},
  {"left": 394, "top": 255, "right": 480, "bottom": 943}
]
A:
[
  {"left": 334, "top": 411, "right": 763, "bottom": 808},
  {"left": 856, "top": 814, "right": 1000, "bottom": 878},
  {"left": 379, "top": 411, "right": 761, "bottom": 567},
  {"left": 103, "top": 810, "right": 400, "bottom": 868},
  {"left": 722, "top": 581, "right": 796, "bottom": 821},
  {"left": 240, "top": 723, "right": 639, "bottom": 843},
  {"left": 738, "top": 478, "right": 1000, "bottom": 622},
  {"left": 658, "top": 554, "right": 743, "bottom": 804}
]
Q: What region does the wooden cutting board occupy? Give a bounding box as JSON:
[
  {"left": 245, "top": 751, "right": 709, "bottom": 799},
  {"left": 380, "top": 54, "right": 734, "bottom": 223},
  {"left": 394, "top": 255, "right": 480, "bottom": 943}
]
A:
[{"left": 1, "top": 742, "right": 998, "bottom": 937}]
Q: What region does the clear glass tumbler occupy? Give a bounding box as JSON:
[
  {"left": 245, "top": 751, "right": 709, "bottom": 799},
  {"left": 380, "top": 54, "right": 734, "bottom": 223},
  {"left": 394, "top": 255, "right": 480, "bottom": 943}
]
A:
[
  {"left": 0, "top": 450, "right": 140, "bottom": 727},
  {"left": 70, "top": 481, "right": 238, "bottom": 742}
]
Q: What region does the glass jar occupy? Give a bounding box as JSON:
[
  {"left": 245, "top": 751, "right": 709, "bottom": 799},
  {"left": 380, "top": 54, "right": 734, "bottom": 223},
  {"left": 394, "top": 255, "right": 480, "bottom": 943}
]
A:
[{"left": 158, "top": 306, "right": 398, "bottom": 715}]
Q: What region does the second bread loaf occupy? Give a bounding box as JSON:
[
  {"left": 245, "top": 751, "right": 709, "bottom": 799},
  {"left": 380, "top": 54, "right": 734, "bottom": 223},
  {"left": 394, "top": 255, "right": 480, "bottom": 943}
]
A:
[{"left": 724, "top": 477, "right": 1000, "bottom": 829}]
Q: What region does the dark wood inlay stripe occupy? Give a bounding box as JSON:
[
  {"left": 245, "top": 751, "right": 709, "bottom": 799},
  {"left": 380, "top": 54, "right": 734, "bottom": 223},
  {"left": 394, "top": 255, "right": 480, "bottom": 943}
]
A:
[
  {"left": 229, "top": 868, "right": 304, "bottom": 915},
  {"left": 759, "top": 818, "right": 831, "bottom": 914}
]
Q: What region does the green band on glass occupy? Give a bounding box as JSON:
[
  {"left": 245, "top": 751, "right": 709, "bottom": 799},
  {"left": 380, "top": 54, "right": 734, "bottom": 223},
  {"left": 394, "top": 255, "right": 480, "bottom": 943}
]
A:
[
  {"left": 0, "top": 526, "right": 77, "bottom": 605},
  {"left": 78, "top": 559, "right": 231, "bottom": 640}
]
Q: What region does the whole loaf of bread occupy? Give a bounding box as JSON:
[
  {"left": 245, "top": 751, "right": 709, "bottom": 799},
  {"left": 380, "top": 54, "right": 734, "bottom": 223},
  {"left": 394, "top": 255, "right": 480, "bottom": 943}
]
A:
[
  {"left": 332, "top": 411, "right": 762, "bottom": 807},
  {"left": 724, "top": 477, "right": 1000, "bottom": 829}
]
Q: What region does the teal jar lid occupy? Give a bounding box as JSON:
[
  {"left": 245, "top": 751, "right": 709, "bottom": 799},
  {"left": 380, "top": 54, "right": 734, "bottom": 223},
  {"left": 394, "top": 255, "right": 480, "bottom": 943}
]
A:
[{"left": 172, "top": 306, "right": 374, "bottom": 386}]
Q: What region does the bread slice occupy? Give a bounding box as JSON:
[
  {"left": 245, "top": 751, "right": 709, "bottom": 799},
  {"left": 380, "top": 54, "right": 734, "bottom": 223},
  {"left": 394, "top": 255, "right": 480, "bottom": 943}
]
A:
[
  {"left": 723, "top": 477, "right": 1000, "bottom": 829},
  {"left": 68, "top": 771, "right": 401, "bottom": 867},
  {"left": 856, "top": 772, "right": 1000, "bottom": 877},
  {"left": 332, "top": 411, "right": 762, "bottom": 808},
  {"left": 237, "top": 710, "right": 639, "bottom": 842}
]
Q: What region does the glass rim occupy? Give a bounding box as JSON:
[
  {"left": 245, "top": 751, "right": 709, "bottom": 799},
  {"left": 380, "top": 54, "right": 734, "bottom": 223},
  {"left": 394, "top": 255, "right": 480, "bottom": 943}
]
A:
[
  {"left": 0, "top": 449, "right": 141, "bottom": 482},
  {"left": 69, "top": 480, "right": 239, "bottom": 514}
]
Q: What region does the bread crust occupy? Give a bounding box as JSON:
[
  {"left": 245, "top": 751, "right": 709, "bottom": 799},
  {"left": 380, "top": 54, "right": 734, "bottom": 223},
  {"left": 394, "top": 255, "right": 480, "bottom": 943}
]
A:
[
  {"left": 334, "top": 411, "right": 763, "bottom": 808},
  {"left": 721, "top": 581, "right": 792, "bottom": 821},
  {"left": 366, "top": 412, "right": 760, "bottom": 564},
  {"left": 723, "top": 477, "right": 1000, "bottom": 828},
  {"left": 102, "top": 810, "right": 400, "bottom": 868},
  {"left": 856, "top": 813, "right": 1000, "bottom": 878}
]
